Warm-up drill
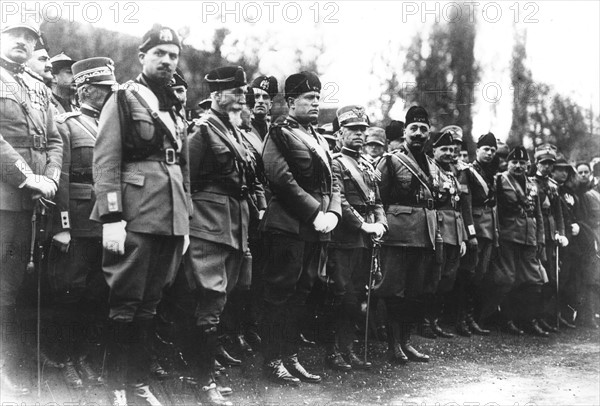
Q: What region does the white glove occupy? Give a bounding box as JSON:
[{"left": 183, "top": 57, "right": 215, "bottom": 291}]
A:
[
  {"left": 24, "top": 175, "right": 57, "bottom": 199},
  {"left": 361, "top": 223, "right": 386, "bottom": 239},
  {"left": 258, "top": 210, "right": 265, "bottom": 220},
  {"left": 557, "top": 235, "right": 569, "bottom": 248},
  {"left": 182, "top": 235, "right": 190, "bottom": 255},
  {"left": 312, "top": 211, "right": 327, "bottom": 233},
  {"left": 322, "top": 212, "right": 339, "bottom": 233},
  {"left": 52, "top": 231, "right": 71, "bottom": 253},
  {"left": 372, "top": 223, "right": 386, "bottom": 239},
  {"left": 460, "top": 241, "right": 467, "bottom": 257},
  {"left": 103, "top": 220, "right": 127, "bottom": 255},
  {"left": 571, "top": 223, "right": 580, "bottom": 236}
]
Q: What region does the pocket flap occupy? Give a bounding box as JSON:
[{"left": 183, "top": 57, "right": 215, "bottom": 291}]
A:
[
  {"left": 122, "top": 171, "right": 145, "bottom": 186},
  {"left": 69, "top": 183, "right": 93, "bottom": 200},
  {"left": 389, "top": 205, "right": 412, "bottom": 215}
]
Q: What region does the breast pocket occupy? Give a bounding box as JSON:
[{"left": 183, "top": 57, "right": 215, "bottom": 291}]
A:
[
  {"left": 210, "top": 144, "right": 235, "bottom": 174},
  {"left": 290, "top": 149, "right": 312, "bottom": 175}
]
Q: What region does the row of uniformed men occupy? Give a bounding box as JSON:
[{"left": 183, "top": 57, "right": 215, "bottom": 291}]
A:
[{"left": 2, "top": 21, "right": 598, "bottom": 406}]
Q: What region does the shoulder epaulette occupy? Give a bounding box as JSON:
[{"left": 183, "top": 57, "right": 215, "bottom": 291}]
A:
[{"left": 55, "top": 110, "right": 81, "bottom": 124}]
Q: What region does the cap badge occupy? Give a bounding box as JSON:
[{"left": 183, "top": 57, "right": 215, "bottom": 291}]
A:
[
  {"left": 260, "top": 79, "right": 269, "bottom": 90},
  {"left": 159, "top": 29, "right": 173, "bottom": 42}
]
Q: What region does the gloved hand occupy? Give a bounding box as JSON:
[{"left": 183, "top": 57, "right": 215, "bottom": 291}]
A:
[
  {"left": 52, "top": 231, "right": 71, "bottom": 253},
  {"left": 182, "top": 234, "right": 190, "bottom": 255},
  {"left": 103, "top": 220, "right": 127, "bottom": 255},
  {"left": 372, "top": 223, "right": 386, "bottom": 239},
  {"left": 321, "top": 212, "right": 339, "bottom": 233},
  {"left": 460, "top": 241, "right": 467, "bottom": 257},
  {"left": 258, "top": 210, "right": 265, "bottom": 220},
  {"left": 556, "top": 235, "right": 569, "bottom": 248},
  {"left": 24, "top": 175, "right": 57, "bottom": 199},
  {"left": 571, "top": 223, "right": 580, "bottom": 236},
  {"left": 312, "top": 211, "right": 327, "bottom": 233}
]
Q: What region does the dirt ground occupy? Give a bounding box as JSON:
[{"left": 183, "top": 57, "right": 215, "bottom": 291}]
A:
[{"left": 2, "top": 322, "right": 598, "bottom": 406}]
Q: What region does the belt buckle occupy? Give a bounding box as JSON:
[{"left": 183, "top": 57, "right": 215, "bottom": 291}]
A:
[
  {"left": 165, "top": 148, "right": 176, "bottom": 164},
  {"left": 33, "top": 134, "right": 43, "bottom": 149},
  {"left": 427, "top": 199, "right": 434, "bottom": 210}
]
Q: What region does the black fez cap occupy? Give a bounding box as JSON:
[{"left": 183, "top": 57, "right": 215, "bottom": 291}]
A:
[
  {"left": 139, "top": 25, "right": 181, "bottom": 53},
  {"left": 507, "top": 146, "right": 529, "bottom": 162},
  {"left": 198, "top": 98, "right": 212, "bottom": 110},
  {"left": 284, "top": 71, "right": 321, "bottom": 99},
  {"left": 251, "top": 75, "right": 278, "bottom": 99},
  {"left": 170, "top": 67, "right": 188, "bottom": 89},
  {"left": 72, "top": 57, "right": 117, "bottom": 87},
  {"left": 431, "top": 131, "right": 454, "bottom": 148},
  {"left": 477, "top": 132, "right": 497, "bottom": 148},
  {"left": 385, "top": 120, "right": 404, "bottom": 141},
  {"left": 205, "top": 66, "right": 247, "bottom": 92},
  {"left": 405, "top": 106, "right": 429, "bottom": 126},
  {"left": 34, "top": 33, "right": 48, "bottom": 52}
]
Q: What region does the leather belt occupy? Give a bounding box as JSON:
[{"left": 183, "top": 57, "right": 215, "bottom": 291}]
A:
[
  {"left": 3, "top": 134, "right": 47, "bottom": 150},
  {"left": 141, "top": 148, "right": 181, "bottom": 165},
  {"left": 193, "top": 183, "right": 249, "bottom": 200}
]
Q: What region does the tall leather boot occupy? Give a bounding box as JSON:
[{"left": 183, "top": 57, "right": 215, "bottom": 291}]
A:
[
  {"left": 400, "top": 323, "right": 430, "bottom": 362},
  {"left": 187, "top": 325, "right": 232, "bottom": 406},
  {"left": 105, "top": 320, "right": 131, "bottom": 406},
  {"left": 386, "top": 319, "right": 408, "bottom": 364},
  {"left": 125, "top": 320, "right": 163, "bottom": 406},
  {"left": 430, "top": 295, "right": 454, "bottom": 338}
]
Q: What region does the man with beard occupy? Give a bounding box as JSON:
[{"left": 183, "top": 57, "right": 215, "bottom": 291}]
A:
[
  {"left": 456, "top": 133, "right": 498, "bottom": 335},
  {"left": 0, "top": 19, "right": 62, "bottom": 397},
  {"left": 375, "top": 106, "right": 437, "bottom": 364},
  {"left": 261, "top": 71, "right": 341, "bottom": 385},
  {"left": 495, "top": 147, "right": 547, "bottom": 337},
  {"left": 50, "top": 57, "right": 116, "bottom": 389},
  {"left": 91, "top": 25, "right": 189, "bottom": 405},
  {"left": 532, "top": 144, "right": 568, "bottom": 332},
  {"left": 49, "top": 52, "right": 78, "bottom": 113},
  {"left": 26, "top": 35, "right": 53, "bottom": 87},
  {"left": 179, "top": 66, "right": 263, "bottom": 405},
  {"left": 324, "top": 105, "right": 387, "bottom": 371},
  {"left": 249, "top": 75, "right": 278, "bottom": 140}
]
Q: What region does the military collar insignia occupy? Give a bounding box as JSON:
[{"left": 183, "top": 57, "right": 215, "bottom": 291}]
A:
[{"left": 0, "top": 57, "right": 25, "bottom": 74}]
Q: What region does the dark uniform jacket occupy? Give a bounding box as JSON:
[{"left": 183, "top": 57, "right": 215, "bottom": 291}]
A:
[
  {"left": 463, "top": 160, "right": 499, "bottom": 243},
  {"left": 331, "top": 147, "right": 387, "bottom": 249},
  {"left": 91, "top": 75, "right": 190, "bottom": 236},
  {"left": 187, "top": 110, "right": 265, "bottom": 251},
  {"left": 533, "top": 172, "right": 565, "bottom": 242},
  {"left": 376, "top": 143, "right": 437, "bottom": 247},
  {"left": 496, "top": 171, "right": 545, "bottom": 246},
  {"left": 432, "top": 160, "right": 467, "bottom": 246},
  {"left": 54, "top": 107, "right": 101, "bottom": 237},
  {"left": 260, "top": 115, "right": 341, "bottom": 242},
  {"left": 0, "top": 63, "right": 62, "bottom": 211}
]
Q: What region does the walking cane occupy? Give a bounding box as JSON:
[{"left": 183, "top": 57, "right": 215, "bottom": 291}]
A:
[
  {"left": 364, "top": 238, "right": 382, "bottom": 365},
  {"left": 555, "top": 243, "right": 560, "bottom": 331}
]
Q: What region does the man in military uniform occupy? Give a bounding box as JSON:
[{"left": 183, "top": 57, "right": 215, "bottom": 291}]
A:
[
  {"left": 375, "top": 106, "right": 437, "bottom": 364},
  {"left": 421, "top": 131, "right": 468, "bottom": 339},
  {"left": 26, "top": 35, "right": 53, "bottom": 87},
  {"left": 91, "top": 25, "right": 189, "bottom": 405},
  {"left": 48, "top": 57, "right": 116, "bottom": 388},
  {"left": 363, "top": 126, "right": 387, "bottom": 167},
  {"left": 532, "top": 144, "right": 568, "bottom": 332},
  {"left": 323, "top": 105, "right": 387, "bottom": 371},
  {"left": 458, "top": 133, "right": 498, "bottom": 335},
  {"left": 49, "top": 52, "right": 78, "bottom": 114},
  {"left": 249, "top": 74, "right": 277, "bottom": 140},
  {"left": 260, "top": 71, "right": 341, "bottom": 385},
  {"left": 0, "top": 20, "right": 62, "bottom": 396},
  {"left": 495, "top": 147, "right": 547, "bottom": 337},
  {"left": 176, "top": 65, "right": 262, "bottom": 406}
]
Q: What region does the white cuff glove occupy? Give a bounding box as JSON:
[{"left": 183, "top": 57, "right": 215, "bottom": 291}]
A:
[
  {"left": 182, "top": 235, "right": 190, "bottom": 255},
  {"left": 23, "top": 175, "right": 57, "bottom": 199},
  {"left": 52, "top": 231, "right": 71, "bottom": 253},
  {"left": 460, "top": 241, "right": 467, "bottom": 257},
  {"left": 322, "top": 212, "right": 339, "bottom": 233},
  {"left": 571, "top": 223, "right": 580, "bottom": 236},
  {"left": 103, "top": 220, "right": 127, "bottom": 255},
  {"left": 558, "top": 235, "right": 569, "bottom": 248},
  {"left": 312, "top": 211, "right": 327, "bottom": 232}
]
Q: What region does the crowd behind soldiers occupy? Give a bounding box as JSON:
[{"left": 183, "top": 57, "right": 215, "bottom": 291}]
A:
[{"left": 1, "top": 20, "right": 600, "bottom": 406}]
